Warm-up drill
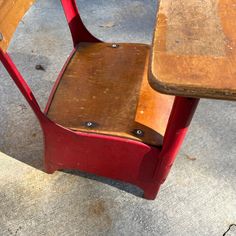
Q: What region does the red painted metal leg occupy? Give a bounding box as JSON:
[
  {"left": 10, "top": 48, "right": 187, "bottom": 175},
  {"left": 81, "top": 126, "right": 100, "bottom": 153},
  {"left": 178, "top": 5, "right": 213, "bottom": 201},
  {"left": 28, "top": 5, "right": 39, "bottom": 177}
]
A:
[{"left": 154, "top": 97, "right": 200, "bottom": 185}]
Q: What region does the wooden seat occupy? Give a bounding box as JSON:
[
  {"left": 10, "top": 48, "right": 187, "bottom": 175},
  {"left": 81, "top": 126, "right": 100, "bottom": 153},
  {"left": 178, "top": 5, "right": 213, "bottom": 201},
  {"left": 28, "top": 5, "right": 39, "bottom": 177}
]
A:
[
  {"left": 47, "top": 43, "right": 174, "bottom": 146},
  {"left": 149, "top": 0, "right": 236, "bottom": 100}
]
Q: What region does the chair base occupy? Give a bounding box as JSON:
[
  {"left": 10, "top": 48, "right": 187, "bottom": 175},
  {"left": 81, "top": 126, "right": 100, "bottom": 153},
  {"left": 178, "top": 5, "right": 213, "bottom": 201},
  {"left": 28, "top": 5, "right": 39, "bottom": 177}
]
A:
[{"left": 41, "top": 118, "right": 162, "bottom": 200}]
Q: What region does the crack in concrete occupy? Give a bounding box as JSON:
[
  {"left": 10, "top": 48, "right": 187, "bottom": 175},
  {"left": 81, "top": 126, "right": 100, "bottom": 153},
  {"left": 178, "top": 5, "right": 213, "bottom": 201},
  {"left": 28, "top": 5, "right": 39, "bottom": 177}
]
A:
[{"left": 223, "top": 224, "right": 236, "bottom": 236}]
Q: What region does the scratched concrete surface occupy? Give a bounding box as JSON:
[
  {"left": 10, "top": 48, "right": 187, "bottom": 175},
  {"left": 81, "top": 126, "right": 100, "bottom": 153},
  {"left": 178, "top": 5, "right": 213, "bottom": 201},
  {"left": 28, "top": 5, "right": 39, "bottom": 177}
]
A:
[{"left": 0, "top": 0, "right": 236, "bottom": 235}]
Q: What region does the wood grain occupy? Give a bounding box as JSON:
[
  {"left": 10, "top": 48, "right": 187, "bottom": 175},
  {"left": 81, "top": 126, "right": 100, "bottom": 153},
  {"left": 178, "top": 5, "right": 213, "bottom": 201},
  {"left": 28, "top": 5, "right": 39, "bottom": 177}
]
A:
[
  {"left": 149, "top": 0, "right": 236, "bottom": 100},
  {"left": 47, "top": 43, "right": 174, "bottom": 146},
  {"left": 0, "top": 0, "right": 35, "bottom": 52}
]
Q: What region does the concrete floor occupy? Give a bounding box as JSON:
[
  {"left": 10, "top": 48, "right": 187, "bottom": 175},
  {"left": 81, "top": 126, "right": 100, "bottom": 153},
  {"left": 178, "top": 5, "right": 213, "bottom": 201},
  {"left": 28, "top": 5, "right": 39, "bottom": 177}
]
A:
[{"left": 0, "top": 0, "right": 236, "bottom": 235}]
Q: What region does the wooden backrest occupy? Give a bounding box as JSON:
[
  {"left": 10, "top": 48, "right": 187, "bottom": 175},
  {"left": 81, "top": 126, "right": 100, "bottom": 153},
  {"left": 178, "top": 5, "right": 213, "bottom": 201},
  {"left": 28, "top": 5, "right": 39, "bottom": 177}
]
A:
[{"left": 0, "top": 0, "right": 35, "bottom": 52}]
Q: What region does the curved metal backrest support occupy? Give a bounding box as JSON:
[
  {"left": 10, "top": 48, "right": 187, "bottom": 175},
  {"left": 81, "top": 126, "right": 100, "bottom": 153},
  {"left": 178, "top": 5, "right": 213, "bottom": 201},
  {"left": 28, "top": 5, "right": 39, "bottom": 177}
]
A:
[
  {"left": 0, "top": 0, "right": 35, "bottom": 52},
  {"left": 60, "top": 0, "right": 100, "bottom": 46}
]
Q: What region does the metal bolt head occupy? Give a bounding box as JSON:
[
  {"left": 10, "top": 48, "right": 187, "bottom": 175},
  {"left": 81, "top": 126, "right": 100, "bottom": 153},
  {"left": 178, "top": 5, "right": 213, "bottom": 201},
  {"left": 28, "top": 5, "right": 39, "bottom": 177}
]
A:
[
  {"left": 86, "top": 122, "right": 93, "bottom": 127},
  {"left": 133, "top": 129, "right": 144, "bottom": 137},
  {"left": 85, "top": 121, "right": 96, "bottom": 128},
  {"left": 111, "top": 44, "right": 119, "bottom": 48},
  {"left": 0, "top": 32, "right": 3, "bottom": 41}
]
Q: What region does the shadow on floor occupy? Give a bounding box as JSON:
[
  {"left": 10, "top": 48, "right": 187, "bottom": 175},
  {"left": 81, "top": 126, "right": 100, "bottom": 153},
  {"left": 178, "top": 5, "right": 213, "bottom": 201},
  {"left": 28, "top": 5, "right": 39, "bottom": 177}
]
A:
[{"left": 62, "top": 169, "right": 144, "bottom": 198}]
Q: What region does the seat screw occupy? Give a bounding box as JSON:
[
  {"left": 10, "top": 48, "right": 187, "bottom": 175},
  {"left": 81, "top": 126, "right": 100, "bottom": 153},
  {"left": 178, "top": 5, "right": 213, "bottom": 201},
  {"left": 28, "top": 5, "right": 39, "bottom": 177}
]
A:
[
  {"left": 0, "top": 32, "right": 3, "bottom": 41},
  {"left": 133, "top": 129, "right": 144, "bottom": 137},
  {"left": 111, "top": 44, "right": 119, "bottom": 48},
  {"left": 85, "top": 121, "right": 96, "bottom": 128}
]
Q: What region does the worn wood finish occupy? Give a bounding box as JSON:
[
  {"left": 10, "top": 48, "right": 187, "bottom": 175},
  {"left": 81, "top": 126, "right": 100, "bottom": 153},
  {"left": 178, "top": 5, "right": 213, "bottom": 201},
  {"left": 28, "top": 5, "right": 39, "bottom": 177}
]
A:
[
  {"left": 0, "top": 0, "right": 35, "bottom": 52},
  {"left": 149, "top": 0, "right": 236, "bottom": 100},
  {"left": 47, "top": 43, "right": 174, "bottom": 146}
]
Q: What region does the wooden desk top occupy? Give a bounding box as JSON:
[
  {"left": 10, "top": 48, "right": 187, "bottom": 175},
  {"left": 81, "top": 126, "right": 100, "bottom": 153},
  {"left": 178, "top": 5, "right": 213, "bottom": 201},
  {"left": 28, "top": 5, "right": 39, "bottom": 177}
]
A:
[{"left": 149, "top": 0, "right": 236, "bottom": 100}]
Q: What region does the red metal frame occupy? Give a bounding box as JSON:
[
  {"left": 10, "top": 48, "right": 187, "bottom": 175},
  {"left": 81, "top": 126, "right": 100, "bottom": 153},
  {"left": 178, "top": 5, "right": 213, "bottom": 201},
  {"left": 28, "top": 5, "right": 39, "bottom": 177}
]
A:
[
  {"left": 60, "top": 0, "right": 100, "bottom": 46},
  {"left": 0, "top": 0, "right": 199, "bottom": 200}
]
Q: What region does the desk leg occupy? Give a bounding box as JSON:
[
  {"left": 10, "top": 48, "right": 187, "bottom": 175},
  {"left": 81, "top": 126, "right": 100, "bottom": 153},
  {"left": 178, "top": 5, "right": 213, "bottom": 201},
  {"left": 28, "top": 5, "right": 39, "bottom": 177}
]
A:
[{"left": 152, "top": 97, "right": 199, "bottom": 198}]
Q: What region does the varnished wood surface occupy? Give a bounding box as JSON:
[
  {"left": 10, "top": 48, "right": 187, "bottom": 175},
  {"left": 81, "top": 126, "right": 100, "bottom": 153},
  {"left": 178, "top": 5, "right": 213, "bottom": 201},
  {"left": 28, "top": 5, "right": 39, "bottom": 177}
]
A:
[
  {"left": 149, "top": 0, "right": 236, "bottom": 100},
  {"left": 0, "top": 0, "right": 35, "bottom": 52},
  {"left": 47, "top": 43, "right": 174, "bottom": 146}
]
